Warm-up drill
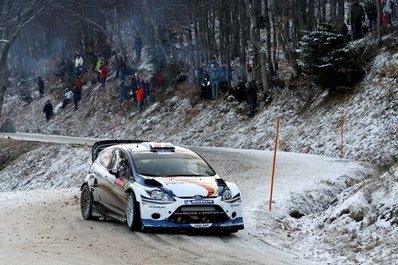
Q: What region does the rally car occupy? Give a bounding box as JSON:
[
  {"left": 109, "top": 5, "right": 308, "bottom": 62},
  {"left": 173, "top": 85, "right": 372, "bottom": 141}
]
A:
[{"left": 80, "top": 140, "right": 244, "bottom": 233}]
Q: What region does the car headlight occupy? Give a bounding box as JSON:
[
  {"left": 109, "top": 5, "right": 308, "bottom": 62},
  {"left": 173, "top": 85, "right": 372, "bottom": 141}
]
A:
[
  {"left": 150, "top": 190, "right": 174, "bottom": 202},
  {"left": 222, "top": 188, "right": 232, "bottom": 201}
]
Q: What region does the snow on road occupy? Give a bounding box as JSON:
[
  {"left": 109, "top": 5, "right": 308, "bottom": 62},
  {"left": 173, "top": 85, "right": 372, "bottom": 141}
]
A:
[{"left": 0, "top": 135, "right": 371, "bottom": 264}]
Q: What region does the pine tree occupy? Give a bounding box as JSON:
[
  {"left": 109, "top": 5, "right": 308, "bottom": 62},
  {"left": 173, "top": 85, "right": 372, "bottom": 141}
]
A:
[{"left": 298, "top": 26, "right": 365, "bottom": 91}]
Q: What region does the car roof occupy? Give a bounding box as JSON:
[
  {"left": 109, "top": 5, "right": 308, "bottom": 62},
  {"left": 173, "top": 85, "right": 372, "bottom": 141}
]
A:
[
  {"left": 92, "top": 140, "right": 193, "bottom": 162},
  {"left": 111, "top": 142, "right": 190, "bottom": 153}
]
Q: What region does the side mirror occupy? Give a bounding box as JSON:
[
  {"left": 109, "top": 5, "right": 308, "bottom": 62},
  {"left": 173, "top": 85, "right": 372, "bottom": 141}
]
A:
[{"left": 109, "top": 168, "right": 120, "bottom": 177}]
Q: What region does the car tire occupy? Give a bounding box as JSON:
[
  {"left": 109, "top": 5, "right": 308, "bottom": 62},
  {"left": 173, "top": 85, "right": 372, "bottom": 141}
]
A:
[
  {"left": 80, "top": 185, "right": 98, "bottom": 220},
  {"left": 126, "top": 192, "right": 142, "bottom": 231}
]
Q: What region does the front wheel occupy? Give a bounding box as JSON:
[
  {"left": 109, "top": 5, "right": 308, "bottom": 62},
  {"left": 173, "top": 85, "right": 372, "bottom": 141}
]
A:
[
  {"left": 126, "top": 192, "right": 142, "bottom": 231},
  {"left": 80, "top": 185, "right": 98, "bottom": 220}
]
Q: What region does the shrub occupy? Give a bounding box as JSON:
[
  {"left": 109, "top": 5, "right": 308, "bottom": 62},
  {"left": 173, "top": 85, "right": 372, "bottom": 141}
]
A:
[{"left": 298, "top": 28, "right": 365, "bottom": 91}]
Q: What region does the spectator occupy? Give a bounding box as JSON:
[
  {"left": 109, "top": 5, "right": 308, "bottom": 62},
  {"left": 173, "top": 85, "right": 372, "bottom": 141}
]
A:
[
  {"left": 234, "top": 78, "right": 247, "bottom": 103},
  {"left": 199, "top": 69, "right": 211, "bottom": 99},
  {"left": 112, "top": 52, "right": 125, "bottom": 80},
  {"left": 136, "top": 85, "right": 145, "bottom": 112},
  {"left": 119, "top": 79, "right": 127, "bottom": 103},
  {"left": 349, "top": 0, "right": 365, "bottom": 40},
  {"left": 73, "top": 77, "right": 83, "bottom": 110},
  {"left": 246, "top": 64, "right": 255, "bottom": 83},
  {"left": 208, "top": 56, "right": 221, "bottom": 99},
  {"left": 383, "top": 0, "right": 394, "bottom": 27},
  {"left": 195, "top": 65, "right": 205, "bottom": 86},
  {"left": 37, "top": 77, "right": 44, "bottom": 97},
  {"left": 130, "top": 74, "right": 138, "bottom": 101},
  {"left": 246, "top": 81, "right": 258, "bottom": 117},
  {"left": 246, "top": 64, "right": 257, "bottom": 117},
  {"left": 95, "top": 55, "right": 105, "bottom": 81},
  {"left": 43, "top": 100, "right": 53, "bottom": 121},
  {"left": 364, "top": 0, "right": 377, "bottom": 32},
  {"left": 61, "top": 89, "right": 74, "bottom": 109},
  {"left": 99, "top": 63, "right": 109, "bottom": 88},
  {"left": 143, "top": 79, "right": 150, "bottom": 103},
  {"left": 75, "top": 53, "right": 84, "bottom": 76},
  {"left": 118, "top": 59, "right": 126, "bottom": 80}
]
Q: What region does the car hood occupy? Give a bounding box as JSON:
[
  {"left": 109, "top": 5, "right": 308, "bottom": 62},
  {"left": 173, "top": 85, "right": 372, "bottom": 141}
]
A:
[{"left": 152, "top": 176, "right": 220, "bottom": 197}]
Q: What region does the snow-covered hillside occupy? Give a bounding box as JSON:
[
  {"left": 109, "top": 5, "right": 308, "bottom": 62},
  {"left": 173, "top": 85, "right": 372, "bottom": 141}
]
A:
[
  {"left": 1, "top": 35, "right": 397, "bottom": 264},
  {"left": 3, "top": 44, "right": 396, "bottom": 167}
]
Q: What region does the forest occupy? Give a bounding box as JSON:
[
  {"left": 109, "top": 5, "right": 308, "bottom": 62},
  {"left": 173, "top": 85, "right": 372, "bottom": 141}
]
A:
[{"left": 0, "top": 0, "right": 385, "bottom": 118}]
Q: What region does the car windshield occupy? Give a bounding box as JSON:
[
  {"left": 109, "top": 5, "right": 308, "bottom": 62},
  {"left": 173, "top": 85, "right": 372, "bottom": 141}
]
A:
[{"left": 131, "top": 151, "right": 216, "bottom": 177}]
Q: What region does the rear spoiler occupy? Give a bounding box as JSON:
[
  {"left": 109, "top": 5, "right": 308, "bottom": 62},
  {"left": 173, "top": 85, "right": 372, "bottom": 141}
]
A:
[{"left": 91, "top": 140, "right": 146, "bottom": 162}]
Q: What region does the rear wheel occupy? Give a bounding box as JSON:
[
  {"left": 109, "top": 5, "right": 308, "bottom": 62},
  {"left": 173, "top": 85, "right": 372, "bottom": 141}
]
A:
[
  {"left": 126, "top": 192, "right": 142, "bottom": 231},
  {"left": 80, "top": 185, "right": 98, "bottom": 220}
]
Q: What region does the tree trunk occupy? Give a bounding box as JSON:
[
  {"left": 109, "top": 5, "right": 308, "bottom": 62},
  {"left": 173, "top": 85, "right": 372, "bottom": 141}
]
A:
[
  {"left": 307, "top": 0, "right": 316, "bottom": 31},
  {"left": 330, "top": 0, "right": 337, "bottom": 25},
  {"left": 337, "top": 0, "right": 344, "bottom": 24},
  {"left": 245, "top": 0, "right": 269, "bottom": 92},
  {"left": 0, "top": 43, "right": 11, "bottom": 119},
  {"left": 142, "top": 0, "right": 169, "bottom": 66},
  {"left": 264, "top": 0, "right": 273, "bottom": 75},
  {"left": 240, "top": 2, "right": 248, "bottom": 65}
]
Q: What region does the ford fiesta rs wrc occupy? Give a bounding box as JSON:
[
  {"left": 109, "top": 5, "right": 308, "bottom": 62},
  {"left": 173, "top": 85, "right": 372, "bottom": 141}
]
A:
[{"left": 80, "top": 140, "right": 244, "bottom": 233}]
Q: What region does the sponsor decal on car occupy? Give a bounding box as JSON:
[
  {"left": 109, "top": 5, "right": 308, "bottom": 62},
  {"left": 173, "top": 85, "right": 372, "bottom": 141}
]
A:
[
  {"left": 163, "top": 177, "right": 218, "bottom": 197},
  {"left": 184, "top": 199, "right": 214, "bottom": 205},
  {"left": 114, "top": 177, "right": 126, "bottom": 187},
  {"left": 190, "top": 223, "right": 212, "bottom": 228},
  {"left": 148, "top": 205, "right": 167, "bottom": 209}
]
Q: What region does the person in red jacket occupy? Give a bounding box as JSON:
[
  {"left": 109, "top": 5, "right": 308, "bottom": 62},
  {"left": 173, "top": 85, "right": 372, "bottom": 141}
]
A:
[
  {"left": 73, "top": 77, "right": 83, "bottom": 110},
  {"left": 136, "top": 86, "right": 145, "bottom": 112},
  {"left": 99, "top": 63, "right": 109, "bottom": 87}
]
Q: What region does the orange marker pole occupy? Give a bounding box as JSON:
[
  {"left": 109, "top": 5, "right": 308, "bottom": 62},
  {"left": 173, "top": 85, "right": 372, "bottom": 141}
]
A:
[{"left": 269, "top": 117, "right": 280, "bottom": 211}]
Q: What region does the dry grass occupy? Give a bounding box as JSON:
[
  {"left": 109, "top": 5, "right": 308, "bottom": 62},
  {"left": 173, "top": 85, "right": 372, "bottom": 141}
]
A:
[{"left": 0, "top": 138, "right": 48, "bottom": 171}]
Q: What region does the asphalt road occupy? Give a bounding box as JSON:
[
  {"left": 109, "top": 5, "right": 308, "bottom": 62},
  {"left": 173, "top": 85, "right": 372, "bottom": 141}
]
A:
[{"left": 0, "top": 133, "right": 321, "bottom": 265}]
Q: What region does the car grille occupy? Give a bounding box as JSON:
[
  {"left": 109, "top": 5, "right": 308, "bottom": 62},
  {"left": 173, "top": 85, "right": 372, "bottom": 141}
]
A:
[{"left": 167, "top": 205, "right": 229, "bottom": 224}]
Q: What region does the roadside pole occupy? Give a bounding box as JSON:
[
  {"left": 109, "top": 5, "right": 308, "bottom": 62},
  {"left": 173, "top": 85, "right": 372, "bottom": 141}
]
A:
[
  {"left": 269, "top": 116, "right": 280, "bottom": 211},
  {"left": 339, "top": 112, "right": 345, "bottom": 159}
]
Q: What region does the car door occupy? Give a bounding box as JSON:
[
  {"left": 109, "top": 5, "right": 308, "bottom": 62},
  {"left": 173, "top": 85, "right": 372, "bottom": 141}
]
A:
[
  {"left": 104, "top": 149, "right": 131, "bottom": 216},
  {"left": 91, "top": 147, "right": 114, "bottom": 207}
]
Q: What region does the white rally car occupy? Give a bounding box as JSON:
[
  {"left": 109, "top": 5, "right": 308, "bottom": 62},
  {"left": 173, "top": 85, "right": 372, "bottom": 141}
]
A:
[{"left": 80, "top": 140, "right": 244, "bottom": 233}]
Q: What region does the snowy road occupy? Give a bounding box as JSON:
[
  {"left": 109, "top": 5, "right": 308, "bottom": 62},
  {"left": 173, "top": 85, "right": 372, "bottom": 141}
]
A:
[{"left": 0, "top": 133, "right": 368, "bottom": 264}]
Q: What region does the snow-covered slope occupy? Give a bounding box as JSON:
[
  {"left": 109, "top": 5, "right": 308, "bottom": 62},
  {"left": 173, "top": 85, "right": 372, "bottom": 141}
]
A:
[
  {"left": 3, "top": 51, "right": 396, "bottom": 167},
  {"left": 1, "top": 36, "right": 397, "bottom": 264}
]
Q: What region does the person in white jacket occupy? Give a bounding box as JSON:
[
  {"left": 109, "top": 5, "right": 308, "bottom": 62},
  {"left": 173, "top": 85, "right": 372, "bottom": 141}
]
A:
[{"left": 75, "top": 53, "right": 84, "bottom": 76}]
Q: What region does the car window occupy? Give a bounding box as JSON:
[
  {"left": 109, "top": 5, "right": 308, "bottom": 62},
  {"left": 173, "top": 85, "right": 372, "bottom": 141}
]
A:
[
  {"left": 132, "top": 151, "right": 215, "bottom": 177},
  {"left": 97, "top": 147, "right": 113, "bottom": 169},
  {"left": 110, "top": 149, "right": 131, "bottom": 179}
]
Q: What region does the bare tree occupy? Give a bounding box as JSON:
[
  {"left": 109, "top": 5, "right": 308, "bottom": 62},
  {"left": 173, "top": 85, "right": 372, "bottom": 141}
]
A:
[{"left": 0, "top": 0, "right": 59, "bottom": 118}]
